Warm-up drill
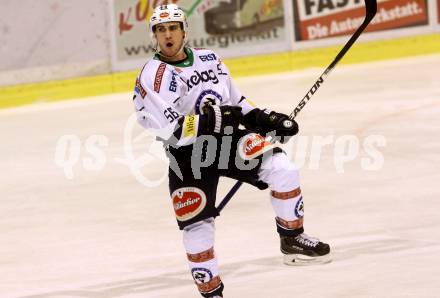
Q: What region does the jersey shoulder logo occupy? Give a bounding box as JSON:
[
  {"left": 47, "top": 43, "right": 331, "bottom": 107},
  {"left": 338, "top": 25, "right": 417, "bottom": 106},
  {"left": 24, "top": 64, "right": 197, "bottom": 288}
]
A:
[
  {"left": 135, "top": 77, "right": 147, "bottom": 98},
  {"left": 154, "top": 63, "right": 167, "bottom": 93},
  {"left": 199, "top": 53, "right": 217, "bottom": 62},
  {"left": 169, "top": 70, "right": 178, "bottom": 92}
]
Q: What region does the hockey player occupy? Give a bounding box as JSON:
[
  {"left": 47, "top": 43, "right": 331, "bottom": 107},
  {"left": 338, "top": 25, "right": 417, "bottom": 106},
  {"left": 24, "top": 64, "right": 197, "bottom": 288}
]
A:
[{"left": 132, "top": 4, "right": 330, "bottom": 297}]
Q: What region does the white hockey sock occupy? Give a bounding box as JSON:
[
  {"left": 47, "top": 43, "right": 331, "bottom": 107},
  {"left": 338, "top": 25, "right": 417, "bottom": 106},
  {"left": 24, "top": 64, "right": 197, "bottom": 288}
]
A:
[
  {"left": 259, "top": 153, "right": 304, "bottom": 228},
  {"left": 271, "top": 188, "right": 304, "bottom": 230},
  {"left": 183, "top": 218, "right": 223, "bottom": 295}
]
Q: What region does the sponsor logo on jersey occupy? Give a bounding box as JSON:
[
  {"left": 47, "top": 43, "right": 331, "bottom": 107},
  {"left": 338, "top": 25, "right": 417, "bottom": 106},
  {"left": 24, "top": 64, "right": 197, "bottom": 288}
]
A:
[
  {"left": 199, "top": 53, "right": 217, "bottom": 62},
  {"left": 295, "top": 196, "right": 304, "bottom": 218},
  {"left": 169, "top": 70, "right": 178, "bottom": 92},
  {"left": 172, "top": 187, "right": 207, "bottom": 221},
  {"left": 154, "top": 63, "right": 167, "bottom": 93},
  {"left": 195, "top": 90, "right": 223, "bottom": 114},
  {"left": 238, "top": 133, "right": 275, "bottom": 160},
  {"left": 191, "top": 267, "right": 213, "bottom": 284},
  {"left": 183, "top": 114, "right": 196, "bottom": 137},
  {"left": 135, "top": 77, "right": 147, "bottom": 98},
  {"left": 185, "top": 70, "right": 219, "bottom": 90}
]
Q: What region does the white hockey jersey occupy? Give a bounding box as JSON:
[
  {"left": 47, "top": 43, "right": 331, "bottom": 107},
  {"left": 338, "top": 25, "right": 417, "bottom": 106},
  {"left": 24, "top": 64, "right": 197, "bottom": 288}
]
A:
[{"left": 133, "top": 47, "right": 255, "bottom": 146}]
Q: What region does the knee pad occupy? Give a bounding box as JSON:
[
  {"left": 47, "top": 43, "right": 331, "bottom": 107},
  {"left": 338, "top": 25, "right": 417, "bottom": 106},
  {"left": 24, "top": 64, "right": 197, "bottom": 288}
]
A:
[
  {"left": 259, "top": 153, "right": 300, "bottom": 192},
  {"left": 183, "top": 218, "right": 215, "bottom": 253}
]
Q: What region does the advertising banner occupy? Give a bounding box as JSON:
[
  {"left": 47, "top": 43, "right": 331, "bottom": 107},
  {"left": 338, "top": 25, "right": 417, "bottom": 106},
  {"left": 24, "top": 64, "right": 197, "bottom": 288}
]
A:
[
  {"left": 293, "top": 0, "right": 429, "bottom": 41},
  {"left": 111, "top": 0, "right": 288, "bottom": 71},
  {"left": 438, "top": 0, "right": 440, "bottom": 24}
]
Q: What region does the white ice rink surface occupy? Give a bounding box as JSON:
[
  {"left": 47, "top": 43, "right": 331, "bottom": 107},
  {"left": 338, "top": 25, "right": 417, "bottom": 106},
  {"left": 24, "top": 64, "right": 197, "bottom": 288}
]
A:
[{"left": 1, "top": 54, "right": 440, "bottom": 298}]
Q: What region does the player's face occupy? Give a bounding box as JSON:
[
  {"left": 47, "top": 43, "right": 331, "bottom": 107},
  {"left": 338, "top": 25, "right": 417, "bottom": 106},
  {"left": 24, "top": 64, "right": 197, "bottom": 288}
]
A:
[{"left": 155, "top": 22, "right": 186, "bottom": 60}]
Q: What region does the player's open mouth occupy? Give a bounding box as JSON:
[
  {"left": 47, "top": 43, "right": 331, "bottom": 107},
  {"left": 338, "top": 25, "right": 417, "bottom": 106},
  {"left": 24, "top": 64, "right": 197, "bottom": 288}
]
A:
[{"left": 166, "top": 42, "right": 173, "bottom": 48}]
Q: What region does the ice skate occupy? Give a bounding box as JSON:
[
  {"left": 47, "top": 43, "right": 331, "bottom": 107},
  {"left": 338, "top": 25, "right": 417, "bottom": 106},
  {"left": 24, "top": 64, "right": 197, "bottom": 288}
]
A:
[{"left": 280, "top": 233, "right": 331, "bottom": 265}]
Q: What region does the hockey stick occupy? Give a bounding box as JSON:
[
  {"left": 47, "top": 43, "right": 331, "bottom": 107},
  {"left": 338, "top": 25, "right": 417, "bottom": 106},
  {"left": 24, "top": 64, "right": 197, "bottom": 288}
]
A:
[{"left": 216, "top": 0, "right": 377, "bottom": 213}]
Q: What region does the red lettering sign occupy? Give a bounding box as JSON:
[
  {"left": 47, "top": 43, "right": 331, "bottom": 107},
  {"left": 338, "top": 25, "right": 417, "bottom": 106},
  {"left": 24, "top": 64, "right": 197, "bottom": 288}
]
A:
[
  {"left": 118, "top": 0, "right": 153, "bottom": 35},
  {"left": 438, "top": 0, "right": 440, "bottom": 23},
  {"left": 294, "top": 0, "right": 429, "bottom": 41}
]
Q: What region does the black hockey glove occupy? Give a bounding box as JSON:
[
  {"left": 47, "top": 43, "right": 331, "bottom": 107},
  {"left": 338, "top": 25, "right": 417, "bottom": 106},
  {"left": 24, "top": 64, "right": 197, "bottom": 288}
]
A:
[
  {"left": 202, "top": 104, "right": 242, "bottom": 135},
  {"left": 242, "top": 108, "right": 299, "bottom": 143}
]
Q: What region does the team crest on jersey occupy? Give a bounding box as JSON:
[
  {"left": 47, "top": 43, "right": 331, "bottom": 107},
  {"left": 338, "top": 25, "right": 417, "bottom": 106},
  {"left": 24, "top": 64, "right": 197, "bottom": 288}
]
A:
[
  {"left": 172, "top": 187, "right": 207, "bottom": 221},
  {"left": 154, "top": 63, "right": 167, "bottom": 93},
  {"left": 191, "top": 268, "right": 213, "bottom": 284},
  {"left": 238, "top": 133, "right": 275, "bottom": 160},
  {"left": 195, "top": 90, "right": 223, "bottom": 114}
]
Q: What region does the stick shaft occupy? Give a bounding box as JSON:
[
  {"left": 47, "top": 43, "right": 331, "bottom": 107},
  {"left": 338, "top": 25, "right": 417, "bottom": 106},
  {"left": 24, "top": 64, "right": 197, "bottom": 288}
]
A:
[
  {"left": 217, "top": 0, "right": 377, "bottom": 213},
  {"left": 290, "top": 0, "right": 377, "bottom": 119}
]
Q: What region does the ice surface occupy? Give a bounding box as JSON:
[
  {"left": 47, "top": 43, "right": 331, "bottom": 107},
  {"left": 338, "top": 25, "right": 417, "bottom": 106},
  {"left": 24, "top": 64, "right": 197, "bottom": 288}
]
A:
[{"left": 1, "top": 55, "right": 440, "bottom": 298}]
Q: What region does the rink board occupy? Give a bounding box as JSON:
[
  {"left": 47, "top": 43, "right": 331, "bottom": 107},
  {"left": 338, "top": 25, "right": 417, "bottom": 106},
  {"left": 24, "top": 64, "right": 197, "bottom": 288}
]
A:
[{"left": 1, "top": 33, "right": 440, "bottom": 109}]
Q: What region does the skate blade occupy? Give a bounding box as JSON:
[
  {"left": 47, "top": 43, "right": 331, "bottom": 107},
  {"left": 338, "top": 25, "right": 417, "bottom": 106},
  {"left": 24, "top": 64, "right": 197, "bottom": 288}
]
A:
[{"left": 283, "top": 253, "right": 332, "bottom": 266}]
